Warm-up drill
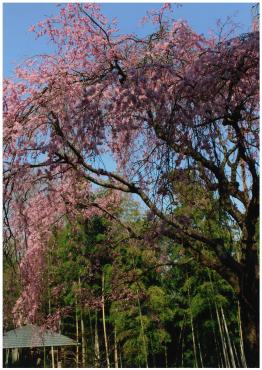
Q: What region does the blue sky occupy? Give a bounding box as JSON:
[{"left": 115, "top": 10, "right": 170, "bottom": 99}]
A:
[{"left": 3, "top": 2, "right": 255, "bottom": 77}]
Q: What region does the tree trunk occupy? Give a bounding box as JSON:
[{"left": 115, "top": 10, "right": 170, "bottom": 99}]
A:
[
  {"left": 238, "top": 293, "right": 259, "bottom": 368},
  {"left": 239, "top": 244, "right": 259, "bottom": 368}
]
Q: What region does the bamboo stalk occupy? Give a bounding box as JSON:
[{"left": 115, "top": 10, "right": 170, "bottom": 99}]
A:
[
  {"left": 88, "top": 309, "right": 94, "bottom": 365},
  {"left": 208, "top": 271, "right": 230, "bottom": 367},
  {"left": 136, "top": 287, "right": 149, "bottom": 368},
  {"left": 150, "top": 335, "right": 156, "bottom": 368},
  {"left": 232, "top": 340, "right": 241, "bottom": 368},
  {"left": 76, "top": 302, "right": 79, "bottom": 367},
  {"left": 5, "top": 349, "right": 10, "bottom": 366},
  {"left": 164, "top": 344, "right": 168, "bottom": 368},
  {"left": 102, "top": 271, "right": 110, "bottom": 368},
  {"left": 176, "top": 315, "right": 185, "bottom": 367},
  {"left": 215, "top": 303, "right": 230, "bottom": 367},
  {"left": 94, "top": 310, "right": 100, "bottom": 367},
  {"left": 221, "top": 307, "right": 236, "bottom": 367},
  {"left": 114, "top": 324, "right": 119, "bottom": 368},
  {"left": 80, "top": 308, "right": 86, "bottom": 367},
  {"left": 181, "top": 330, "right": 184, "bottom": 367},
  {"left": 79, "top": 277, "right": 86, "bottom": 367},
  {"left": 187, "top": 285, "right": 198, "bottom": 368},
  {"left": 119, "top": 351, "right": 123, "bottom": 368},
  {"left": 237, "top": 301, "right": 247, "bottom": 367},
  {"left": 48, "top": 299, "right": 55, "bottom": 368},
  {"left": 207, "top": 297, "right": 223, "bottom": 367},
  {"left": 56, "top": 348, "right": 59, "bottom": 368},
  {"left": 196, "top": 327, "right": 204, "bottom": 367},
  {"left": 132, "top": 255, "right": 148, "bottom": 369},
  {"left": 47, "top": 251, "right": 55, "bottom": 369}
]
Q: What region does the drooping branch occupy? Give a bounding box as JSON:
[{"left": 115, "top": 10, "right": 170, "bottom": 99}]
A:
[{"left": 146, "top": 109, "right": 245, "bottom": 226}]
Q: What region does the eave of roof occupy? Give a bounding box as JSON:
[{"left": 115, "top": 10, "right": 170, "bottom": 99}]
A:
[{"left": 3, "top": 325, "right": 77, "bottom": 349}]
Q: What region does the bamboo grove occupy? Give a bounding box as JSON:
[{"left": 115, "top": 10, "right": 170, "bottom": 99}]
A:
[{"left": 4, "top": 197, "right": 251, "bottom": 368}]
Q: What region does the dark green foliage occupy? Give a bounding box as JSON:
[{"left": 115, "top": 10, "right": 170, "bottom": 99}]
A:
[{"left": 4, "top": 201, "right": 245, "bottom": 368}]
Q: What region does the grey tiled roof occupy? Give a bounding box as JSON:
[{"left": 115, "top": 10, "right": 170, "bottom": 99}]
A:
[{"left": 3, "top": 325, "right": 77, "bottom": 349}]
